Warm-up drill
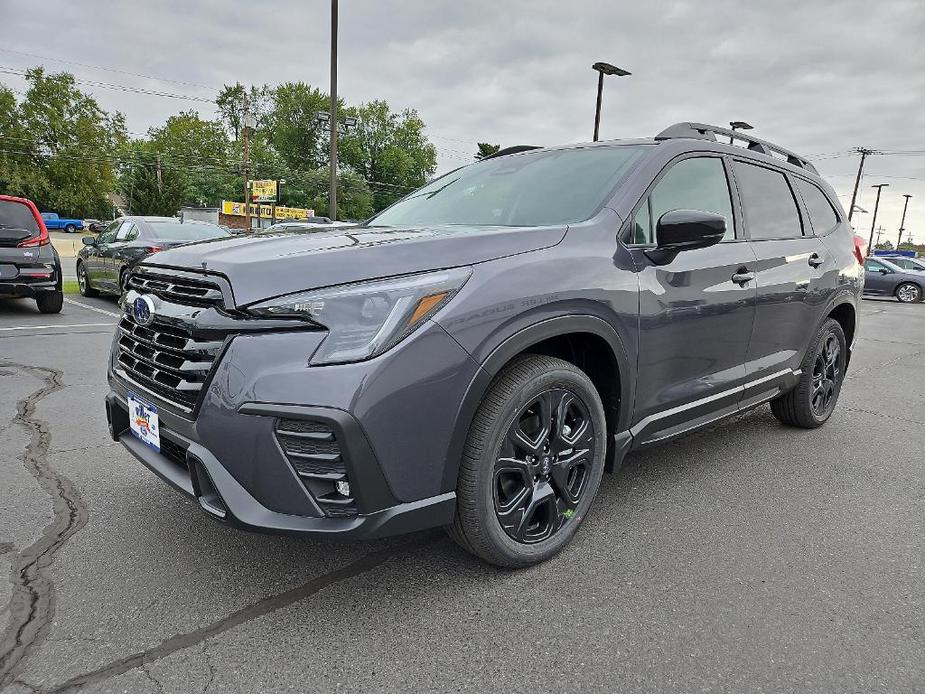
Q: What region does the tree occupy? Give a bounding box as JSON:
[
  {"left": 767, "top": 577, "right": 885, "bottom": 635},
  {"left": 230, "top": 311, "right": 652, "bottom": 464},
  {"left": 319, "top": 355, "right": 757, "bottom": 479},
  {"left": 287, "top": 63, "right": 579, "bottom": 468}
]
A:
[
  {"left": 875, "top": 240, "right": 894, "bottom": 251},
  {"left": 338, "top": 100, "right": 437, "bottom": 210},
  {"left": 475, "top": 142, "right": 500, "bottom": 160},
  {"left": 0, "top": 69, "right": 125, "bottom": 218},
  {"left": 117, "top": 140, "right": 189, "bottom": 216},
  {"left": 215, "top": 83, "right": 271, "bottom": 141},
  {"left": 262, "top": 82, "right": 331, "bottom": 171}
]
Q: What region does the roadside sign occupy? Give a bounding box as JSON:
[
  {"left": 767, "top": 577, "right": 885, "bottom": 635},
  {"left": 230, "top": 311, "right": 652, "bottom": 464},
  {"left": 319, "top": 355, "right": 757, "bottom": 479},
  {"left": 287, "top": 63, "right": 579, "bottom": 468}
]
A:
[{"left": 251, "top": 180, "right": 278, "bottom": 203}]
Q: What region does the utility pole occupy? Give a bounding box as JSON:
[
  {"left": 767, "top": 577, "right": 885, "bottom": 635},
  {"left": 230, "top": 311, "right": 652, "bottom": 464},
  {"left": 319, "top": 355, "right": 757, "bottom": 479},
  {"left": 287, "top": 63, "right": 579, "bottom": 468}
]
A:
[
  {"left": 875, "top": 225, "right": 885, "bottom": 247},
  {"left": 897, "top": 194, "right": 912, "bottom": 249},
  {"left": 242, "top": 96, "right": 254, "bottom": 231},
  {"left": 328, "top": 0, "right": 339, "bottom": 221},
  {"left": 155, "top": 154, "right": 163, "bottom": 194},
  {"left": 848, "top": 147, "right": 875, "bottom": 223},
  {"left": 868, "top": 183, "right": 889, "bottom": 253}
]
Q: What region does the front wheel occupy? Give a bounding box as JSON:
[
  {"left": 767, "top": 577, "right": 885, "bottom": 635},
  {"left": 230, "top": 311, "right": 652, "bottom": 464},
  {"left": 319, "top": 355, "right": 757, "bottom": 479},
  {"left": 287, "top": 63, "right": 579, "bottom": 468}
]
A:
[
  {"left": 895, "top": 282, "right": 922, "bottom": 303},
  {"left": 64, "top": 224, "right": 76, "bottom": 233},
  {"left": 77, "top": 262, "right": 98, "bottom": 297},
  {"left": 449, "top": 355, "right": 607, "bottom": 567},
  {"left": 771, "top": 318, "right": 847, "bottom": 428}
]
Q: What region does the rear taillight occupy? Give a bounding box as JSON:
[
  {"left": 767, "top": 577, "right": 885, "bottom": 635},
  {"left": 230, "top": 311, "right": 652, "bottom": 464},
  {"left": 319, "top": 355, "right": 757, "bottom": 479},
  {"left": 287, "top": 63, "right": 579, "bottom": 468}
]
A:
[
  {"left": 853, "top": 235, "right": 867, "bottom": 265},
  {"left": 18, "top": 226, "right": 49, "bottom": 247}
]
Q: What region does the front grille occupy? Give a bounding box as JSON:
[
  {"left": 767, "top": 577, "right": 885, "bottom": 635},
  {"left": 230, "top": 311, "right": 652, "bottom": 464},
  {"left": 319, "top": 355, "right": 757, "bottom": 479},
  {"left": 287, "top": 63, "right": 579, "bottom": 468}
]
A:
[
  {"left": 127, "top": 271, "right": 223, "bottom": 307},
  {"left": 116, "top": 315, "right": 227, "bottom": 411},
  {"left": 275, "top": 418, "right": 357, "bottom": 517}
]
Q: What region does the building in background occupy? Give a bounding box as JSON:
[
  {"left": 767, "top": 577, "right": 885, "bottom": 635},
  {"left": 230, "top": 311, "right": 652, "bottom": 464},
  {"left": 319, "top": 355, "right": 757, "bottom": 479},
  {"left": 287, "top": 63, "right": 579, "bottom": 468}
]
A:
[{"left": 219, "top": 200, "right": 315, "bottom": 230}]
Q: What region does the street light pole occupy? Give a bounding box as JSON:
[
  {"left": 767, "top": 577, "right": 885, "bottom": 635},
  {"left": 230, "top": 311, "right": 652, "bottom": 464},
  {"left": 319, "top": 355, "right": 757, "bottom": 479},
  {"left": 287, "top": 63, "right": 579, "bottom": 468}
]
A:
[
  {"left": 591, "top": 62, "right": 630, "bottom": 142},
  {"left": 868, "top": 183, "right": 889, "bottom": 253},
  {"left": 729, "top": 121, "right": 753, "bottom": 144},
  {"left": 897, "top": 194, "right": 912, "bottom": 249},
  {"left": 328, "top": 0, "right": 338, "bottom": 221},
  {"left": 848, "top": 147, "right": 874, "bottom": 223}
]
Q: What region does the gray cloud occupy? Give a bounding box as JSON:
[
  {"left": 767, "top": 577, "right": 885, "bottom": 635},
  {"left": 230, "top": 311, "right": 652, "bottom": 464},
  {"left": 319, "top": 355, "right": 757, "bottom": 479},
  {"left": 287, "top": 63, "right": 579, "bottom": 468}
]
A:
[{"left": 1, "top": 0, "right": 923, "bottom": 237}]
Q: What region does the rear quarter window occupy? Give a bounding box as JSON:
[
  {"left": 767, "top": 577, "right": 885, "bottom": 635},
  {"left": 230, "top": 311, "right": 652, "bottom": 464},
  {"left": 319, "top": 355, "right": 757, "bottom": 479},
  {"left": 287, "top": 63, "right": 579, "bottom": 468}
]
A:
[
  {"left": 733, "top": 161, "right": 803, "bottom": 240},
  {"left": 796, "top": 179, "right": 840, "bottom": 236}
]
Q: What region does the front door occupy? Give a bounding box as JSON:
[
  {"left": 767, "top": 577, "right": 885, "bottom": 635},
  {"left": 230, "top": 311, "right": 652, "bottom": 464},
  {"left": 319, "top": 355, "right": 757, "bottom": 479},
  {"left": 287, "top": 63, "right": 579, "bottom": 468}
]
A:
[
  {"left": 627, "top": 154, "right": 758, "bottom": 445},
  {"left": 863, "top": 258, "right": 895, "bottom": 295},
  {"left": 731, "top": 160, "right": 836, "bottom": 407}
]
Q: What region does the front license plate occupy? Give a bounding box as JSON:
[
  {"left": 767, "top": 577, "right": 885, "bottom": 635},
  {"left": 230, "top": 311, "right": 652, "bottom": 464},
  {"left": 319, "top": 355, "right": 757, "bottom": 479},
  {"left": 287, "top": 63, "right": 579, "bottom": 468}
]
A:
[{"left": 128, "top": 392, "right": 160, "bottom": 452}]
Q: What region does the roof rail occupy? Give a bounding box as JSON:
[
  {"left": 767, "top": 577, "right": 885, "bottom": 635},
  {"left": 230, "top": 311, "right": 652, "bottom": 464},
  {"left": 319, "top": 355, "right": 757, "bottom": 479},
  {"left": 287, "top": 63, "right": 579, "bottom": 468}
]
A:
[
  {"left": 655, "top": 123, "right": 818, "bottom": 174},
  {"left": 483, "top": 145, "right": 542, "bottom": 160}
]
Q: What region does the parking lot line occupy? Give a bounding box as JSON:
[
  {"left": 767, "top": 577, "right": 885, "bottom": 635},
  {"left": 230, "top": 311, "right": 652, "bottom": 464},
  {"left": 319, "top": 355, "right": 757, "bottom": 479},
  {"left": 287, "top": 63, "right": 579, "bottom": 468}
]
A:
[
  {"left": 0, "top": 323, "right": 115, "bottom": 332},
  {"left": 63, "top": 297, "right": 122, "bottom": 318}
]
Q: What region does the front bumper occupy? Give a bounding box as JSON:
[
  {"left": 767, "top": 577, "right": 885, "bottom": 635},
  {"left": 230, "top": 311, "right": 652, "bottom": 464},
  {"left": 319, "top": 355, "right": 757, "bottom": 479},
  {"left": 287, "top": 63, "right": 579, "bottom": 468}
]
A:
[{"left": 106, "top": 319, "right": 479, "bottom": 539}]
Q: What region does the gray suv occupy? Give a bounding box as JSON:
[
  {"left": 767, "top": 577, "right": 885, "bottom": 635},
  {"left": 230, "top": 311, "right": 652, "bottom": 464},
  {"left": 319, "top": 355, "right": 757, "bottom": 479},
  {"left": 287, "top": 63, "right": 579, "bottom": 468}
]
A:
[{"left": 105, "top": 123, "right": 863, "bottom": 567}]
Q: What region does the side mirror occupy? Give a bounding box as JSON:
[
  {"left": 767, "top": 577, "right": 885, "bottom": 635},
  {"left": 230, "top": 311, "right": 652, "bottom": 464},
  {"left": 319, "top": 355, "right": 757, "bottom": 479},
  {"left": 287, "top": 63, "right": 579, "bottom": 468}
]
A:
[
  {"left": 646, "top": 209, "right": 726, "bottom": 264},
  {"left": 82, "top": 236, "right": 96, "bottom": 246},
  {"left": 879, "top": 268, "right": 890, "bottom": 275}
]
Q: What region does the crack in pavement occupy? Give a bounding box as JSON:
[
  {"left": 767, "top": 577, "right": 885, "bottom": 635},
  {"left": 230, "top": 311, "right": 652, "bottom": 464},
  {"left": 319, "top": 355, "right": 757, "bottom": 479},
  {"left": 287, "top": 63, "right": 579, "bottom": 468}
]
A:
[
  {"left": 846, "top": 348, "right": 925, "bottom": 380},
  {"left": 48, "top": 533, "right": 441, "bottom": 693},
  {"left": 842, "top": 406, "right": 925, "bottom": 426},
  {"left": 0, "top": 362, "right": 90, "bottom": 690}
]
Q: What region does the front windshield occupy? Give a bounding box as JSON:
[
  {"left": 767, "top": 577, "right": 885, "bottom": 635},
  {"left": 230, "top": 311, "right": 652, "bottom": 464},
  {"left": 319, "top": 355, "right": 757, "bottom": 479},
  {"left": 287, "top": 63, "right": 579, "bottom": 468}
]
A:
[
  {"left": 148, "top": 221, "right": 230, "bottom": 241},
  {"left": 370, "top": 145, "right": 647, "bottom": 227}
]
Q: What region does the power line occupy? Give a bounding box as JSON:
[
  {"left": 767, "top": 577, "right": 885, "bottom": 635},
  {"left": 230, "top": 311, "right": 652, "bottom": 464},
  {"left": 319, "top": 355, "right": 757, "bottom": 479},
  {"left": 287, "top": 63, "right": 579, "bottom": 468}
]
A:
[
  {"left": 0, "top": 66, "right": 216, "bottom": 103},
  {"left": 0, "top": 47, "right": 218, "bottom": 91}
]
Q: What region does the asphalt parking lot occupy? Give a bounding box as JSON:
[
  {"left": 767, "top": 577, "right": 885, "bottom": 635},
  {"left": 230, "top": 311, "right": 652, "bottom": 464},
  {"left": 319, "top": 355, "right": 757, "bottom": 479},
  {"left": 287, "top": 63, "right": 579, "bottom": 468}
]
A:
[{"left": 0, "top": 295, "right": 923, "bottom": 693}]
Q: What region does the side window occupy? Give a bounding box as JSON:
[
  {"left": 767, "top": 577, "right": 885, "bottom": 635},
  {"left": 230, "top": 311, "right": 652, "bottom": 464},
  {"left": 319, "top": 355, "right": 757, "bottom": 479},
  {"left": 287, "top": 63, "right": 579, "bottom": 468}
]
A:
[
  {"left": 631, "top": 199, "right": 651, "bottom": 244},
  {"left": 115, "top": 221, "right": 134, "bottom": 241},
  {"left": 864, "top": 260, "right": 886, "bottom": 272},
  {"left": 733, "top": 161, "right": 803, "bottom": 240},
  {"left": 797, "top": 179, "right": 839, "bottom": 236},
  {"left": 649, "top": 157, "right": 735, "bottom": 242},
  {"left": 98, "top": 220, "right": 120, "bottom": 244}
]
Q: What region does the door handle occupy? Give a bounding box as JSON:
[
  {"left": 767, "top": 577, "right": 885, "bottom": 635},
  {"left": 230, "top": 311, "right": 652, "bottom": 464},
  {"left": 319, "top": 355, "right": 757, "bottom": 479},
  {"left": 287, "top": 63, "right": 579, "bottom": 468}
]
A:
[
  {"left": 731, "top": 269, "right": 755, "bottom": 285},
  {"left": 808, "top": 253, "right": 824, "bottom": 268}
]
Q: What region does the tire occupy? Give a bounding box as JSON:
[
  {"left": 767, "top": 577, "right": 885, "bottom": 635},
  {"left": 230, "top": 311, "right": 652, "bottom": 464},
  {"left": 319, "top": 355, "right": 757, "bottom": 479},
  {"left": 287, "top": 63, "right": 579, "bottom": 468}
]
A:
[
  {"left": 895, "top": 282, "right": 922, "bottom": 304},
  {"left": 449, "top": 354, "right": 607, "bottom": 568},
  {"left": 36, "top": 291, "right": 63, "bottom": 314},
  {"left": 771, "top": 318, "right": 847, "bottom": 428},
  {"left": 64, "top": 224, "right": 76, "bottom": 233},
  {"left": 119, "top": 269, "right": 129, "bottom": 294},
  {"left": 77, "top": 262, "right": 99, "bottom": 297}
]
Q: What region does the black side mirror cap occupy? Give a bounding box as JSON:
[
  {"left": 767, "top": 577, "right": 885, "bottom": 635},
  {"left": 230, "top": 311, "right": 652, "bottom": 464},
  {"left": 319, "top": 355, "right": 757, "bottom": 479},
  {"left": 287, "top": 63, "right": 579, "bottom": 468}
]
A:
[
  {"left": 82, "top": 236, "right": 96, "bottom": 246},
  {"left": 645, "top": 209, "right": 726, "bottom": 265}
]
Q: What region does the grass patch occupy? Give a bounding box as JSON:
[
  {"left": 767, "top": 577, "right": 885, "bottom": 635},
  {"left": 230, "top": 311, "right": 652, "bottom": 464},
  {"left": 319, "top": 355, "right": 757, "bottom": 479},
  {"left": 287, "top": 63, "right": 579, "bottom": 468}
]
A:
[{"left": 62, "top": 280, "right": 81, "bottom": 294}]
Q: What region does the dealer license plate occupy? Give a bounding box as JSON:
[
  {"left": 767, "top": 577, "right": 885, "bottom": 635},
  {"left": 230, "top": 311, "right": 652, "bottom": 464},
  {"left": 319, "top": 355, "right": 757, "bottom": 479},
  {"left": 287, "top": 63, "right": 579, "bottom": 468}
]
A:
[{"left": 128, "top": 392, "right": 160, "bottom": 451}]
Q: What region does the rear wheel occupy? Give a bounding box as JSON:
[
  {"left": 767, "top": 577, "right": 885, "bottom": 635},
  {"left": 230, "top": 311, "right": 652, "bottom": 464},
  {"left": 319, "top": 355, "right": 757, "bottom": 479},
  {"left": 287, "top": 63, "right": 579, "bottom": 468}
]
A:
[
  {"left": 771, "top": 318, "right": 846, "bottom": 428},
  {"left": 895, "top": 282, "right": 922, "bottom": 303},
  {"left": 77, "top": 262, "right": 98, "bottom": 297},
  {"left": 64, "top": 224, "right": 76, "bottom": 233},
  {"left": 36, "top": 291, "right": 63, "bottom": 314},
  {"left": 449, "top": 355, "right": 607, "bottom": 567}
]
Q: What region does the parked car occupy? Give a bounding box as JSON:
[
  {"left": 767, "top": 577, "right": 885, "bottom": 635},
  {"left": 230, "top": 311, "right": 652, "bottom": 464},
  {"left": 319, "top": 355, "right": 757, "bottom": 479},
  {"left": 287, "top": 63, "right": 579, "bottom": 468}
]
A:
[
  {"left": 863, "top": 257, "right": 924, "bottom": 303},
  {"left": 0, "top": 195, "right": 63, "bottom": 313},
  {"left": 77, "top": 216, "right": 230, "bottom": 297},
  {"left": 876, "top": 254, "right": 925, "bottom": 272},
  {"left": 84, "top": 219, "right": 113, "bottom": 234},
  {"left": 40, "top": 212, "right": 84, "bottom": 233},
  {"left": 104, "top": 122, "right": 862, "bottom": 567}
]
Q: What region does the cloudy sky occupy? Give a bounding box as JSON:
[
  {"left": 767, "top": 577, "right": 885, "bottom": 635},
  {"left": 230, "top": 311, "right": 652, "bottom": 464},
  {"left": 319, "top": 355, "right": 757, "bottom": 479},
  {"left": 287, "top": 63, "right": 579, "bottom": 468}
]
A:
[{"left": 2, "top": 0, "right": 924, "bottom": 239}]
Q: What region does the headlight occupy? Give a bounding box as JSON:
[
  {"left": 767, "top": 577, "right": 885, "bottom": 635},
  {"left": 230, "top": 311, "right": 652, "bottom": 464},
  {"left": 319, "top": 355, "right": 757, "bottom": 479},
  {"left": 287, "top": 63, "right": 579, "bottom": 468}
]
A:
[{"left": 248, "top": 267, "right": 472, "bottom": 364}]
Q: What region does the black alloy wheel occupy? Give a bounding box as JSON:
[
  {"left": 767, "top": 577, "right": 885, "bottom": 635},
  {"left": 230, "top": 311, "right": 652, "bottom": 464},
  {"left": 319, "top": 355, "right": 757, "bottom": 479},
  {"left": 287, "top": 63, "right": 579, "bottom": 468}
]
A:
[
  {"left": 450, "top": 354, "right": 607, "bottom": 567},
  {"left": 771, "top": 317, "right": 846, "bottom": 428},
  {"left": 494, "top": 389, "right": 595, "bottom": 544},
  {"left": 810, "top": 333, "right": 840, "bottom": 419}
]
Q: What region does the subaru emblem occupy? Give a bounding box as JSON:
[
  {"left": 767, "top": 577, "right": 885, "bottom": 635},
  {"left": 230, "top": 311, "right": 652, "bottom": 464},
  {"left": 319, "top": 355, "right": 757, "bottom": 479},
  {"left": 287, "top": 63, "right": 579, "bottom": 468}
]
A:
[{"left": 132, "top": 295, "right": 156, "bottom": 327}]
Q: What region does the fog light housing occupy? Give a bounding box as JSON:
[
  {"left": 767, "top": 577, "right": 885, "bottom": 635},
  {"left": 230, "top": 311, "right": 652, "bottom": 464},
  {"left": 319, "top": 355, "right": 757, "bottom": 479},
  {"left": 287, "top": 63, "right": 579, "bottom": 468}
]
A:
[{"left": 335, "top": 479, "right": 351, "bottom": 497}]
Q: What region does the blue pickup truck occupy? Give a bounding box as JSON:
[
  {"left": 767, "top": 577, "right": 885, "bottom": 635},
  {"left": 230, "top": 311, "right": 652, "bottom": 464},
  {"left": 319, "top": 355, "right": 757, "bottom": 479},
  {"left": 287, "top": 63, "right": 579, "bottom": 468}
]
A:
[{"left": 40, "top": 212, "right": 84, "bottom": 233}]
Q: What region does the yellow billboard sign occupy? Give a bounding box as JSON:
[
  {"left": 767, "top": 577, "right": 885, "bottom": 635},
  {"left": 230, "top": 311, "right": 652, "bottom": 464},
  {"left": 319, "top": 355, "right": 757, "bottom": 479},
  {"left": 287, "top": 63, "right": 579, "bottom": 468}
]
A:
[
  {"left": 221, "top": 201, "right": 314, "bottom": 220},
  {"left": 250, "top": 179, "right": 278, "bottom": 202}
]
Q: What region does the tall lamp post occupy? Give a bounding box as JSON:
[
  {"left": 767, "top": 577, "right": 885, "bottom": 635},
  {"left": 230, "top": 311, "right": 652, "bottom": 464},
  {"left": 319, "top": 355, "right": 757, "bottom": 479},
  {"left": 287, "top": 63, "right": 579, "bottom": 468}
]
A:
[
  {"left": 328, "top": 0, "right": 339, "bottom": 221},
  {"left": 897, "top": 194, "right": 912, "bottom": 249},
  {"left": 868, "top": 183, "right": 889, "bottom": 252},
  {"left": 591, "top": 62, "right": 630, "bottom": 142}
]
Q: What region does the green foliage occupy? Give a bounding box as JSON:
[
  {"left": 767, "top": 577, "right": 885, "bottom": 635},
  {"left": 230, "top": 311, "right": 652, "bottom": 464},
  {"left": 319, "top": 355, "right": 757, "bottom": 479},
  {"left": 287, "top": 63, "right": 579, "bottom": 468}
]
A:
[
  {"left": 875, "top": 240, "right": 894, "bottom": 250},
  {"left": 475, "top": 142, "right": 500, "bottom": 160},
  {"left": 263, "top": 82, "right": 330, "bottom": 171},
  {"left": 0, "top": 69, "right": 125, "bottom": 218},
  {"left": 117, "top": 140, "right": 190, "bottom": 216},
  {"left": 338, "top": 100, "right": 437, "bottom": 211}
]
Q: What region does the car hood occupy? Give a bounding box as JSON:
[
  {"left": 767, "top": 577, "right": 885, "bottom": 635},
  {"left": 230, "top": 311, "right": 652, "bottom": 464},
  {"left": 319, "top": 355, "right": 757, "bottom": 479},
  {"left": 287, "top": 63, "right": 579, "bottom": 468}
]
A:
[{"left": 142, "top": 224, "right": 567, "bottom": 306}]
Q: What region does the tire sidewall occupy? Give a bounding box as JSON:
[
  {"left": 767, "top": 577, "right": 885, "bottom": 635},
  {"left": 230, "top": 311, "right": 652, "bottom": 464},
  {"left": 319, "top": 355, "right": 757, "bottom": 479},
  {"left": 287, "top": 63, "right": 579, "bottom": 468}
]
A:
[
  {"left": 807, "top": 320, "right": 847, "bottom": 425},
  {"left": 472, "top": 366, "right": 607, "bottom": 564},
  {"left": 77, "top": 262, "right": 89, "bottom": 295}
]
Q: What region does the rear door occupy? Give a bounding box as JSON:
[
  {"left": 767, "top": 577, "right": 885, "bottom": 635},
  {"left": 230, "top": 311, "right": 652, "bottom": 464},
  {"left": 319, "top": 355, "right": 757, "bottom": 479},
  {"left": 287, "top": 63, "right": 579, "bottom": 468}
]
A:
[
  {"left": 102, "top": 220, "right": 136, "bottom": 289},
  {"left": 627, "top": 154, "right": 759, "bottom": 444},
  {"left": 732, "top": 160, "right": 835, "bottom": 407}
]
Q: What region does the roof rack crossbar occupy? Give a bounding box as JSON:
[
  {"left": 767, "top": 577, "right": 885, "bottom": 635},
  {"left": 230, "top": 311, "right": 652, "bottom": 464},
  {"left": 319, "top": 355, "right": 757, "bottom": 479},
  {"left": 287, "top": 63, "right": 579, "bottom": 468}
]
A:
[
  {"left": 483, "top": 145, "right": 542, "bottom": 160},
  {"left": 655, "top": 122, "right": 818, "bottom": 174}
]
